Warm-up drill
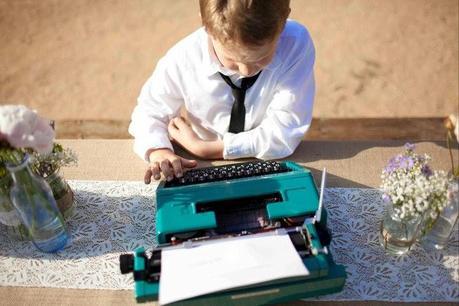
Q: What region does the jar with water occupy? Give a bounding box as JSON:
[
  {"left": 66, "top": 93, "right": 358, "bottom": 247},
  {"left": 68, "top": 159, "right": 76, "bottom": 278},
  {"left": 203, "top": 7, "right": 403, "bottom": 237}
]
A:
[
  {"left": 6, "top": 154, "right": 69, "bottom": 253},
  {"left": 421, "top": 179, "right": 459, "bottom": 250},
  {"left": 379, "top": 204, "right": 423, "bottom": 255}
]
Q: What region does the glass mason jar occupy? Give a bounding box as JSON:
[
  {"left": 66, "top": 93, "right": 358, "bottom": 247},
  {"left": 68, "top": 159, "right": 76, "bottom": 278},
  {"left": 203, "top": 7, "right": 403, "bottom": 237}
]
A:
[
  {"left": 421, "top": 178, "right": 459, "bottom": 250},
  {"left": 45, "top": 170, "right": 75, "bottom": 220},
  {"left": 6, "top": 154, "right": 70, "bottom": 253},
  {"left": 379, "top": 204, "right": 423, "bottom": 255}
]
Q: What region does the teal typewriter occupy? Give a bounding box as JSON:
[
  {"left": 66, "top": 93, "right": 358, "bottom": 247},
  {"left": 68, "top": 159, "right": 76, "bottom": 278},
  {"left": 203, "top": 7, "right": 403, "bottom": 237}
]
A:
[{"left": 120, "top": 161, "right": 346, "bottom": 305}]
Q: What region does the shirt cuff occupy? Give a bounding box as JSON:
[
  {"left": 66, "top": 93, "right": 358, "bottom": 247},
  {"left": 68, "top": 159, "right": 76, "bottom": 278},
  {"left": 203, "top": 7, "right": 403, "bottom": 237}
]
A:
[
  {"left": 222, "top": 132, "right": 256, "bottom": 159},
  {"left": 133, "top": 133, "right": 174, "bottom": 162}
]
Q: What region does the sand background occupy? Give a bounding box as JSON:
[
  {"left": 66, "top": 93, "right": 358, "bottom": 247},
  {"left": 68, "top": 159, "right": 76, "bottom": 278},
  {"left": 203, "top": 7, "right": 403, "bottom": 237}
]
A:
[{"left": 0, "top": 0, "right": 458, "bottom": 121}]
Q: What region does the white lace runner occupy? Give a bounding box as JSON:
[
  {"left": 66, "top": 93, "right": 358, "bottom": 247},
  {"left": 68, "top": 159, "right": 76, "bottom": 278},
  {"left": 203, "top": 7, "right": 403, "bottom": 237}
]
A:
[{"left": 0, "top": 181, "right": 458, "bottom": 302}]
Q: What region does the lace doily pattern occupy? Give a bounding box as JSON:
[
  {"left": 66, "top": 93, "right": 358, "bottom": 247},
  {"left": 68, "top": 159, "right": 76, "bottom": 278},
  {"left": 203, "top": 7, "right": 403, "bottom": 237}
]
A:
[
  {"left": 0, "top": 181, "right": 457, "bottom": 302},
  {"left": 319, "top": 188, "right": 458, "bottom": 302}
]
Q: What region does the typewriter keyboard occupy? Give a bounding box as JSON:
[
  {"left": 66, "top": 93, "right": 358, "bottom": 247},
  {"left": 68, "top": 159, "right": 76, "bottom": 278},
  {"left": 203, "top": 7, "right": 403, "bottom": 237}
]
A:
[{"left": 164, "top": 160, "right": 290, "bottom": 187}]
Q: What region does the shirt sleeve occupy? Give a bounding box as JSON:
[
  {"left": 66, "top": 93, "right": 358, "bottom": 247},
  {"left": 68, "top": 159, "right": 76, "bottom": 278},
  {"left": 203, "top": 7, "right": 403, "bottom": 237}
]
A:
[
  {"left": 128, "top": 52, "right": 185, "bottom": 162},
  {"left": 223, "top": 29, "right": 315, "bottom": 160}
]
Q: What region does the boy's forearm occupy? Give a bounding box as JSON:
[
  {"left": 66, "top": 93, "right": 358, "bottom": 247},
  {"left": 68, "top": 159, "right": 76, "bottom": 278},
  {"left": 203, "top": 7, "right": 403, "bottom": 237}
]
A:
[{"left": 196, "top": 139, "right": 224, "bottom": 159}]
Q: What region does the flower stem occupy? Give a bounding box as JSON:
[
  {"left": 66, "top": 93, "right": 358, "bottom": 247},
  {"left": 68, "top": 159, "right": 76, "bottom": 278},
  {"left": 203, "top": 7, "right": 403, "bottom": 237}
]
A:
[{"left": 447, "top": 131, "right": 455, "bottom": 175}]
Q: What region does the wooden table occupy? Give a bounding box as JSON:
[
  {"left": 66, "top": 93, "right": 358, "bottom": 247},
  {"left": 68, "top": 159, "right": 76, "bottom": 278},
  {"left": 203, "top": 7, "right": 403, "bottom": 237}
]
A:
[
  {"left": 1, "top": 139, "right": 458, "bottom": 306},
  {"left": 58, "top": 139, "right": 456, "bottom": 188}
]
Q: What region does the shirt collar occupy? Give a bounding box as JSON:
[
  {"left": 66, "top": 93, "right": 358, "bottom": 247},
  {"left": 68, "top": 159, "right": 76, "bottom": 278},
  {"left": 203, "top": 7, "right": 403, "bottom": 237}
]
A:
[{"left": 202, "top": 33, "right": 222, "bottom": 77}]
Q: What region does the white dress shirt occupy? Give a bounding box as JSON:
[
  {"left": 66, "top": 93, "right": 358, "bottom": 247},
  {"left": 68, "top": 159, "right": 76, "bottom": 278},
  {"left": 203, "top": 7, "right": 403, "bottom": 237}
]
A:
[{"left": 129, "top": 20, "right": 315, "bottom": 161}]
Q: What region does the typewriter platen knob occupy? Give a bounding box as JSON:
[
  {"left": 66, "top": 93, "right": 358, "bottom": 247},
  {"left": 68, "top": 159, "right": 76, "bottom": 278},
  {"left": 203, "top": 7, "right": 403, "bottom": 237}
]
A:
[{"left": 119, "top": 253, "right": 134, "bottom": 274}]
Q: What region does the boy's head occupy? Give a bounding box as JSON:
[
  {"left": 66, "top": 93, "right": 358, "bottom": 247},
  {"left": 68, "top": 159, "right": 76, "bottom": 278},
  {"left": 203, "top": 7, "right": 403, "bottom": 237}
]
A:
[{"left": 199, "top": 0, "right": 291, "bottom": 77}]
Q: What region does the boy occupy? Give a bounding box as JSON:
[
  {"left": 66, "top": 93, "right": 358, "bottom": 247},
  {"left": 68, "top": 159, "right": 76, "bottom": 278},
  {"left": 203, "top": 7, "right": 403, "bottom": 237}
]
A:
[{"left": 129, "top": 0, "right": 315, "bottom": 184}]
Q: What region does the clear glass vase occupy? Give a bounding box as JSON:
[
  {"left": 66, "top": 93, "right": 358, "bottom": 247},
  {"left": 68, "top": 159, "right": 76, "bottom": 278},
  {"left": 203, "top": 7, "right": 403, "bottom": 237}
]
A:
[
  {"left": 45, "top": 170, "right": 75, "bottom": 219},
  {"left": 379, "top": 204, "right": 423, "bottom": 255},
  {"left": 6, "top": 154, "right": 70, "bottom": 253},
  {"left": 421, "top": 179, "right": 459, "bottom": 250},
  {"left": 0, "top": 174, "right": 30, "bottom": 240}
]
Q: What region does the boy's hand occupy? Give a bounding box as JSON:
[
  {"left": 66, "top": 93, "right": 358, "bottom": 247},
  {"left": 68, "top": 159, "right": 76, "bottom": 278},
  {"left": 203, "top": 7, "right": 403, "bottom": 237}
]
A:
[
  {"left": 168, "top": 117, "right": 224, "bottom": 159},
  {"left": 168, "top": 117, "right": 200, "bottom": 151},
  {"left": 145, "top": 148, "right": 197, "bottom": 184}
]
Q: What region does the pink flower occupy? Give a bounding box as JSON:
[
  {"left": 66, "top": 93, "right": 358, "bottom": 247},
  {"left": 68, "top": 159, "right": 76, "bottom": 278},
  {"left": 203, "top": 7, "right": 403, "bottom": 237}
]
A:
[{"left": 0, "top": 105, "right": 55, "bottom": 154}]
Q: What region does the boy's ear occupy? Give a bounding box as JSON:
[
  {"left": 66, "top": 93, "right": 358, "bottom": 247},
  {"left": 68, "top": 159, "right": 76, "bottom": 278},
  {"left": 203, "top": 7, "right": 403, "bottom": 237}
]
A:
[
  {"left": 287, "top": 7, "right": 291, "bottom": 18},
  {"left": 198, "top": 12, "right": 206, "bottom": 28}
]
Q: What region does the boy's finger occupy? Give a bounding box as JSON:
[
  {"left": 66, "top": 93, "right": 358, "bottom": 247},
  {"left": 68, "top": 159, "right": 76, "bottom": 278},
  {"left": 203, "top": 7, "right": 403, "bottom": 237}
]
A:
[
  {"left": 181, "top": 158, "right": 198, "bottom": 168},
  {"left": 160, "top": 160, "right": 173, "bottom": 181},
  {"left": 173, "top": 117, "right": 188, "bottom": 129},
  {"left": 167, "top": 121, "right": 178, "bottom": 138},
  {"left": 168, "top": 119, "right": 177, "bottom": 129},
  {"left": 144, "top": 168, "right": 152, "bottom": 184},
  {"left": 151, "top": 162, "right": 161, "bottom": 180},
  {"left": 170, "top": 158, "right": 183, "bottom": 177}
]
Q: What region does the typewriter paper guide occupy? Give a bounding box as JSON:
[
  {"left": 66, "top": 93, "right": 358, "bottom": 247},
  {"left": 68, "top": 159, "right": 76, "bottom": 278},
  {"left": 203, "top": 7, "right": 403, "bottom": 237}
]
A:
[{"left": 159, "top": 234, "right": 310, "bottom": 305}]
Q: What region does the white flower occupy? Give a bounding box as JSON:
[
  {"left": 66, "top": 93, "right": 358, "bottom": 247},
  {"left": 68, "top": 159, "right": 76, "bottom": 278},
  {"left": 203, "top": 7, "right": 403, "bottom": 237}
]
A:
[
  {"left": 380, "top": 145, "right": 450, "bottom": 220},
  {"left": 0, "top": 105, "right": 55, "bottom": 154}
]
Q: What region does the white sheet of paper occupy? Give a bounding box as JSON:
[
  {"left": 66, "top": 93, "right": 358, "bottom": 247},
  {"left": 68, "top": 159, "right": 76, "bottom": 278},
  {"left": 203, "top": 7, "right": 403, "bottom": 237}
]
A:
[{"left": 159, "top": 234, "right": 309, "bottom": 305}]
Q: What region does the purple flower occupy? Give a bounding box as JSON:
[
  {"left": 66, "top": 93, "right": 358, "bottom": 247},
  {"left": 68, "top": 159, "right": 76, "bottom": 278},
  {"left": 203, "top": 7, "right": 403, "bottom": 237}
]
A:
[
  {"left": 399, "top": 156, "right": 414, "bottom": 169},
  {"left": 384, "top": 155, "right": 401, "bottom": 173},
  {"left": 384, "top": 154, "right": 415, "bottom": 173},
  {"left": 382, "top": 193, "right": 391, "bottom": 203},
  {"left": 384, "top": 164, "right": 395, "bottom": 174},
  {"left": 404, "top": 143, "right": 415, "bottom": 151},
  {"left": 421, "top": 165, "right": 433, "bottom": 177}
]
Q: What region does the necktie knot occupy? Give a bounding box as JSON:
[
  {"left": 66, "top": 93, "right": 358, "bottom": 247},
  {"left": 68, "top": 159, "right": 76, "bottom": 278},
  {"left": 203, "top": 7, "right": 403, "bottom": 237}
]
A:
[
  {"left": 219, "top": 72, "right": 261, "bottom": 91},
  {"left": 241, "top": 72, "right": 261, "bottom": 90},
  {"left": 219, "top": 71, "right": 262, "bottom": 133}
]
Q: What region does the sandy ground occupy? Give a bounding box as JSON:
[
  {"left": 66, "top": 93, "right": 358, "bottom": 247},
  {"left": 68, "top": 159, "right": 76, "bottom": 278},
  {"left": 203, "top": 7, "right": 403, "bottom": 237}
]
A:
[{"left": 0, "top": 0, "right": 458, "bottom": 121}]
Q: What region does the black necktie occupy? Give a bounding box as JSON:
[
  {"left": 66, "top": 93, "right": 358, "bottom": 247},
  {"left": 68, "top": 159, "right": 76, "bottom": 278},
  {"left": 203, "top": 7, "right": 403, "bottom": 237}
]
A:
[{"left": 219, "top": 71, "right": 262, "bottom": 133}]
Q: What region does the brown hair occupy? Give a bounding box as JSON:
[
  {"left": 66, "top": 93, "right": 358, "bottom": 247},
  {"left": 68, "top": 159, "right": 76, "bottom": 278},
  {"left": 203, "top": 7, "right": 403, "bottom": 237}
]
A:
[{"left": 199, "top": 0, "right": 290, "bottom": 47}]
